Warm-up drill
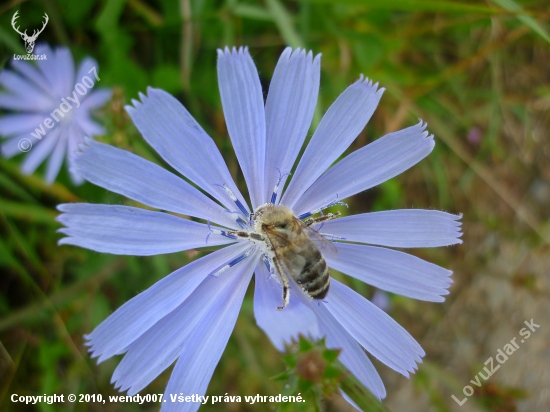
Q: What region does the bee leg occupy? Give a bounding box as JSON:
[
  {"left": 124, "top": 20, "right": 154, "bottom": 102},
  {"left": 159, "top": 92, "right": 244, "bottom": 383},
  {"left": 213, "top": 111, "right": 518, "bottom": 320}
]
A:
[
  {"left": 298, "top": 196, "right": 348, "bottom": 220},
  {"left": 270, "top": 168, "right": 291, "bottom": 204},
  {"left": 272, "top": 258, "right": 290, "bottom": 310},
  {"left": 225, "top": 230, "right": 251, "bottom": 239},
  {"left": 206, "top": 220, "right": 239, "bottom": 242},
  {"left": 303, "top": 212, "right": 341, "bottom": 227},
  {"left": 278, "top": 285, "right": 290, "bottom": 311},
  {"left": 318, "top": 233, "right": 346, "bottom": 241}
]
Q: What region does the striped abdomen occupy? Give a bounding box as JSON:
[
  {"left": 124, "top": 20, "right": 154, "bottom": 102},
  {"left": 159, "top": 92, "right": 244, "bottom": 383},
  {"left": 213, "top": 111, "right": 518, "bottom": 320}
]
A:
[{"left": 279, "top": 237, "right": 330, "bottom": 300}]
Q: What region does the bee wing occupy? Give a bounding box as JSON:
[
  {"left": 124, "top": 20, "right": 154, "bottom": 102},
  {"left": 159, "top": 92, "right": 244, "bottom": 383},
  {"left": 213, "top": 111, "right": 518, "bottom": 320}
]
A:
[
  {"left": 261, "top": 227, "right": 295, "bottom": 275},
  {"left": 297, "top": 218, "right": 338, "bottom": 257}
]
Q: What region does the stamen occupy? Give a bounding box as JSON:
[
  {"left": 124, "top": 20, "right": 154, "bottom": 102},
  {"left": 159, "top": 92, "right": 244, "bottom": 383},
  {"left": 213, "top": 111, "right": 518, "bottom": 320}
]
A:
[
  {"left": 262, "top": 254, "right": 275, "bottom": 277},
  {"left": 270, "top": 168, "right": 291, "bottom": 204},
  {"left": 205, "top": 220, "right": 213, "bottom": 244},
  {"left": 212, "top": 248, "right": 253, "bottom": 277},
  {"left": 206, "top": 220, "right": 238, "bottom": 241},
  {"left": 216, "top": 183, "right": 249, "bottom": 216}
]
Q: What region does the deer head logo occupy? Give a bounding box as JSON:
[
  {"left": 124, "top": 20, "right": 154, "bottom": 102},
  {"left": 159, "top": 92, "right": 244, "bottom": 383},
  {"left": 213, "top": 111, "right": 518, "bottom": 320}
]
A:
[{"left": 11, "top": 11, "right": 49, "bottom": 54}]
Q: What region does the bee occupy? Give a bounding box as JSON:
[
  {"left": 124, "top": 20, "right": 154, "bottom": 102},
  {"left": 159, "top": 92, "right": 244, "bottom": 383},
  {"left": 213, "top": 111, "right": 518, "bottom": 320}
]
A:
[{"left": 241, "top": 204, "right": 339, "bottom": 310}]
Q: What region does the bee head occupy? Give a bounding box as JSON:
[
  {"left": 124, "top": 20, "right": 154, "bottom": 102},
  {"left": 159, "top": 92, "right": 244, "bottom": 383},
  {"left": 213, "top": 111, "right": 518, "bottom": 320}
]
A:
[{"left": 254, "top": 204, "right": 295, "bottom": 233}]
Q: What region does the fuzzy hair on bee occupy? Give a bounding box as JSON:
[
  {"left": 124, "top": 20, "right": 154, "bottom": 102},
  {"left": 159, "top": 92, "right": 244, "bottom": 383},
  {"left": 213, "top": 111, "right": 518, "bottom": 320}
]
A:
[{"left": 226, "top": 203, "right": 339, "bottom": 310}]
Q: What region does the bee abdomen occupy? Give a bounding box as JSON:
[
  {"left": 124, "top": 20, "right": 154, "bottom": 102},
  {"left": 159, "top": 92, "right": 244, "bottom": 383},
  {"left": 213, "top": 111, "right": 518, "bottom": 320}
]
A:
[{"left": 299, "top": 258, "right": 330, "bottom": 300}]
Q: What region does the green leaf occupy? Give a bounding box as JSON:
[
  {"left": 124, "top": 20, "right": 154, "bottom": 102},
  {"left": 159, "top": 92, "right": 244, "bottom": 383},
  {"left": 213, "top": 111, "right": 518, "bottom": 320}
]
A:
[
  {"left": 322, "top": 348, "right": 340, "bottom": 363},
  {"left": 298, "top": 335, "right": 315, "bottom": 351}
]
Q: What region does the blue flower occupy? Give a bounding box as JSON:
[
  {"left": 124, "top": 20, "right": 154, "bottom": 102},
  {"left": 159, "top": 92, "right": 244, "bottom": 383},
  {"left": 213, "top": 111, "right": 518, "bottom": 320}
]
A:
[
  {"left": 0, "top": 44, "right": 111, "bottom": 184},
  {"left": 57, "top": 47, "right": 462, "bottom": 410}
]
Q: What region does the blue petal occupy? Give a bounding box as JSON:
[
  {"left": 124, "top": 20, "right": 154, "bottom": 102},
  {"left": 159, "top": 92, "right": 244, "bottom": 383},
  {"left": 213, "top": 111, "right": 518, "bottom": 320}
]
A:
[
  {"left": 263, "top": 48, "right": 320, "bottom": 204},
  {"left": 44, "top": 128, "right": 67, "bottom": 183},
  {"left": 0, "top": 113, "right": 47, "bottom": 136},
  {"left": 20, "top": 127, "right": 61, "bottom": 175},
  {"left": 327, "top": 243, "right": 452, "bottom": 302},
  {"left": 73, "top": 114, "right": 105, "bottom": 136},
  {"left": 1, "top": 135, "right": 29, "bottom": 158},
  {"left": 217, "top": 47, "right": 266, "bottom": 209},
  {"left": 317, "top": 304, "right": 386, "bottom": 400},
  {"left": 323, "top": 279, "right": 425, "bottom": 376},
  {"left": 319, "top": 209, "right": 463, "bottom": 248},
  {"left": 160, "top": 250, "right": 257, "bottom": 412},
  {"left": 80, "top": 89, "right": 112, "bottom": 110},
  {"left": 57, "top": 203, "right": 234, "bottom": 255},
  {"left": 75, "top": 57, "right": 98, "bottom": 92},
  {"left": 0, "top": 92, "right": 51, "bottom": 112},
  {"left": 85, "top": 242, "right": 252, "bottom": 362},
  {"left": 66, "top": 124, "right": 86, "bottom": 184},
  {"left": 0, "top": 69, "right": 53, "bottom": 107},
  {"left": 126, "top": 88, "right": 248, "bottom": 214},
  {"left": 10, "top": 58, "right": 55, "bottom": 97},
  {"left": 111, "top": 247, "right": 257, "bottom": 396},
  {"left": 290, "top": 280, "right": 386, "bottom": 399},
  {"left": 72, "top": 139, "right": 239, "bottom": 229},
  {"left": 37, "top": 45, "right": 74, "bottom": 98},
  {"left": 282, "top": 77, "right": 383, "bottom": 208},
  {"left": 293, "top": 121, "right": 434, "bottom": 217},
  {"left": 54, "top": 47, "right": 76, "bottom": 97}
]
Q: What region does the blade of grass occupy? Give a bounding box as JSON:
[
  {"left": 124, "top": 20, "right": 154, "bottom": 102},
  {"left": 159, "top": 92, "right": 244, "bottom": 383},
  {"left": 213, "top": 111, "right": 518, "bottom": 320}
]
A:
[
  {"left": 0, "top": 158, "right": 80, "bottom": 202},
  {"left": 266, "top": 0, "right": 305, "bottom": 48},
  {"left": 127, "top": 0, "right": 164, "bottom": 27},
  {"left": 492, "top": 0, "right": 550, "bottom": 44},
  {"left": 295, "top": 0, "right": 503, "bottom": 15},
  {"left": 232, "top": 4, "right": 274, "bottom": 21},
  {"left": 0, "top": 259, "right": 124, "bottom": 332},
  {"left": 0, "top": 200, "right": 57, "bottom": 225},
  {"left": 0, "top": 173, "right": 36, "bottom": 203}
]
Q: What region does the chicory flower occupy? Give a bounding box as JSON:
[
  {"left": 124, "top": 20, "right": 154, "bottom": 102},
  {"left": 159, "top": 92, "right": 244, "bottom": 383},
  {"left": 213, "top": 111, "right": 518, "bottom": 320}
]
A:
[
  {"left": 57, "top": 47, "right": 461, "bottom": 410},
  {"left": 0, "top": 44, "right": 111, "bottom": 184}
]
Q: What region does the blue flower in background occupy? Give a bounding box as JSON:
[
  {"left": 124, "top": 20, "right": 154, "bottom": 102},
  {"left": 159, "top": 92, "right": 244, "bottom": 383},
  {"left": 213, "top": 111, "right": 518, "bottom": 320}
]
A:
[
  {"left": 0, "top": 44, "right": 111, "bottom": 184},
  {"left": 57, "top": 47, "right": 462, "bottom": 410}
]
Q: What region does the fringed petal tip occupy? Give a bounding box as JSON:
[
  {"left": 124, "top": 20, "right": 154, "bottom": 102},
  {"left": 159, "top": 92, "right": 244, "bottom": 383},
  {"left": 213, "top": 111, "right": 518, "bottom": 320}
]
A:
[
  {"left": 124, "top": 87, "right": 164, "bottom": 115},
  {"left": 56, "top": 235, "right": 70, "bottom": 246},
  {"left": 354, "top": 75, "right": 385, "bottom": 96},
  {"left": 83, "top": 336, "right": 110, "bottom": 363},
  {"left": 56, "top": 203, "right": 71, "bottom": 213},
  {"left": 415, "top": 119, "right": 435, "bottom": 141},
  {"left": 88, "top": 346, "right": 111, "bottom": 364},
  {"left": 217, "top": 46, "right": 247, "bottom": 58},
  {"left": 282, "top": 47, "right": 318, "bottom": 62}
]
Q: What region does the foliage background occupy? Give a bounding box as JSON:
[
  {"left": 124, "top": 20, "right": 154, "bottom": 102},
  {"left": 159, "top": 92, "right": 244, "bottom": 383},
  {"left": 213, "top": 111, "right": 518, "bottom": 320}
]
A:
[{"left": 1, "top": 0, "right": 549, "bottom": 411}]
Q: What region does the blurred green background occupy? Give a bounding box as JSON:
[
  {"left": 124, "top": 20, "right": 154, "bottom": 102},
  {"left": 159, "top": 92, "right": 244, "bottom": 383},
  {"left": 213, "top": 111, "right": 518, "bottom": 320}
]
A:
[{"left": 1, "top": 0, "right": 549, "bottom": 411}]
